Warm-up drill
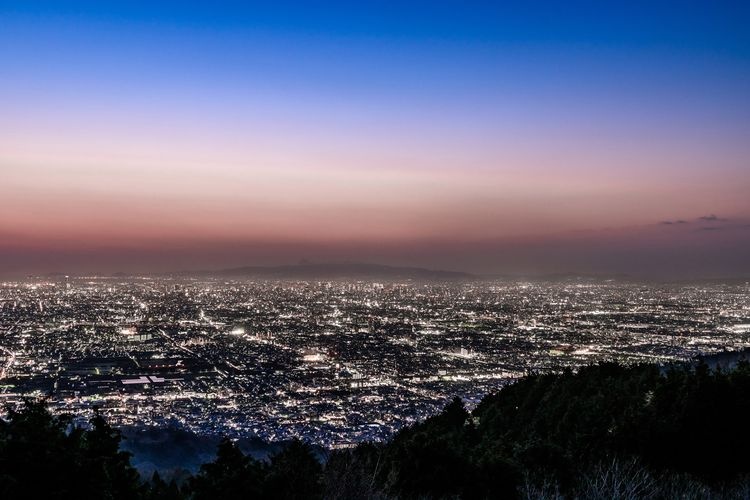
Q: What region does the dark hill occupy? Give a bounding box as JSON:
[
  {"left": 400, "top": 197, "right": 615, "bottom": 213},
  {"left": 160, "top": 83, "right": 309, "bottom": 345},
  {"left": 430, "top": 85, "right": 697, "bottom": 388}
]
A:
[
  {"left": 4, "top": 358, "right": 750, "bottom": 498},
  {"left": 178, "top": 262, "right": 474, "bottom": 281}
]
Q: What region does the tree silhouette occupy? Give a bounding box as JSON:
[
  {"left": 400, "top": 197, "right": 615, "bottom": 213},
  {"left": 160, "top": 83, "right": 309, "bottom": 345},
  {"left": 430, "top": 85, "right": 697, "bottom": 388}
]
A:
[
  {"left": 263, "top": 439, "right": 322, "bottom": 500},
  {"left": 4, "top": 359, "right": 750, "bottom": 499},
  {"left": 146, "top": 472, "right": 181, "bottom": 500},
  {"left": 189, "top": 437, "right": 263, "bottom": 499},
  {"left": 0, "top": 400, "right": 141, "bottom": 499}
]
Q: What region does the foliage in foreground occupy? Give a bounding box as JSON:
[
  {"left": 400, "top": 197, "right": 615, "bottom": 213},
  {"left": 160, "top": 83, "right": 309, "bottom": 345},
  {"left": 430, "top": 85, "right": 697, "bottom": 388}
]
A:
[{"left": 3, "top": 360, "right": 750, "bottom": 498}]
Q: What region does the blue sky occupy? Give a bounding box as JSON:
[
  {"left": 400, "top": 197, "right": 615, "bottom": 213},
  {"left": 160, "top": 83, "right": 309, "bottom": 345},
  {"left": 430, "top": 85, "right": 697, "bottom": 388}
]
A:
[{"left": 1, "top": 1, "right": 749, "bottom": 277}]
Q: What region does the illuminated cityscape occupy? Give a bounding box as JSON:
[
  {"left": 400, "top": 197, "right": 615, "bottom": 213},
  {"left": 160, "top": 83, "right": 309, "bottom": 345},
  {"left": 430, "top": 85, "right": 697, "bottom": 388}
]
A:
[
  {"left": 2, "top": 1, "right": 750, "bottom": 496},
  {"left": 2, "top": 276, "right": 748, "bottom": 447}
]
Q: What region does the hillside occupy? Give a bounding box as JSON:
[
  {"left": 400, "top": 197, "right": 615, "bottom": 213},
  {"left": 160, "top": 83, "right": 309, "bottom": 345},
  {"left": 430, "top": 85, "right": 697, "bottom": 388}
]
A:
[{"left": 3, "top": 359, "right": 750, "bottom": 498}]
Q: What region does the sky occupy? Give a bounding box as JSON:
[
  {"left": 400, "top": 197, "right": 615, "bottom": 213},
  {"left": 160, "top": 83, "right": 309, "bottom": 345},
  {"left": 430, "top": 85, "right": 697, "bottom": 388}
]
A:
[{"left": 1, "top": 1, "right": 749, "bottom": 278}]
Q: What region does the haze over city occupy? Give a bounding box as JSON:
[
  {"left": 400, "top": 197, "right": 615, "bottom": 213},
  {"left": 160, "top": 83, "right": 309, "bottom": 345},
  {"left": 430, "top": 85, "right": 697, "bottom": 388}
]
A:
[{"left": 2, "top": 1, "right": 749, "bottom": 278}]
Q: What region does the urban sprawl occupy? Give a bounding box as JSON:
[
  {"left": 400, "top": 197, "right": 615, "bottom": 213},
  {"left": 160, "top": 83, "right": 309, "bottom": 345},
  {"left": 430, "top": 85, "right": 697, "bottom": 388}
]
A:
[{"left": 1, "top": 278, "right": 748, "bottom": 447}]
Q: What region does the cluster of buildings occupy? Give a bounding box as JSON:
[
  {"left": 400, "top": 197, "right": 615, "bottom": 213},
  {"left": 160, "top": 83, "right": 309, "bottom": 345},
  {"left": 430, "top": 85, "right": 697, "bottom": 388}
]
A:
[{"left": 0, "top": 277, "right": 748, "bottom": 446}]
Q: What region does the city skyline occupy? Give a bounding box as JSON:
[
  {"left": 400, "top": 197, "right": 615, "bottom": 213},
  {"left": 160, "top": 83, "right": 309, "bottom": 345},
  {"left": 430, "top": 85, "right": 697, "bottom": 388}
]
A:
[
  {"left": 2, "top": 2, "right": 749, "bottom": 278},
  {"left": 3, "top": 5, "right": 750, "bottom": 495}
]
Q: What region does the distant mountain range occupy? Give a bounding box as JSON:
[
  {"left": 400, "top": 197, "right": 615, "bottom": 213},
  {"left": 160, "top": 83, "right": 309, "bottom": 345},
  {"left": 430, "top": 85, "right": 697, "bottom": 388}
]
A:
[
  {"left": 38, "top": 264, "right": 750, "bottom": 283},
  {"left": 175, "top": 262, "right": 475, "bottom": 281}
]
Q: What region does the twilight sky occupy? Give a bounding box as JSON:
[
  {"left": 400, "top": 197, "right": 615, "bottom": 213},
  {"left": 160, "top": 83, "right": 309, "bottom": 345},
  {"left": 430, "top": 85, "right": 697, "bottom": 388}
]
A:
[{"left": 1, "top": 1, "right": 749, "bottom": 278}]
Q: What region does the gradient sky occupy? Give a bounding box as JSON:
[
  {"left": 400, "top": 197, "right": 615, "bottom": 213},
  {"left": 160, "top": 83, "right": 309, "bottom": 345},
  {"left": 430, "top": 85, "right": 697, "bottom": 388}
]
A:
[{"left": 2, "top": 1, "right": 749, "bottom": 278}]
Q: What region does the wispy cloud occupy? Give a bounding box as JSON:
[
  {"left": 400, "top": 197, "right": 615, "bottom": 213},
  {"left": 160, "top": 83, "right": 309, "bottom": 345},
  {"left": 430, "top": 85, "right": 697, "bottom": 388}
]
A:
[
  {"left": 660, "top": 214, "right": 732, "bottom": 228},
  {"left": 699, "top": 214, "right": 728, "bottom": 222},
  {"left": 659, "top": 219, "right": 689, "bottom": 225}
]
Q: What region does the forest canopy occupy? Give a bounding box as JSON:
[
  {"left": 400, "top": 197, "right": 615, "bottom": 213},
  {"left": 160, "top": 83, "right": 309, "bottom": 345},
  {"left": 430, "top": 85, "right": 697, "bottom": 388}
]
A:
[{"left": 2, "top": 359, "right": 750, "bottom": 499}]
